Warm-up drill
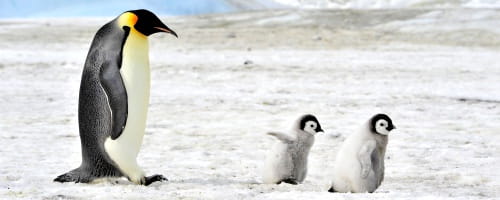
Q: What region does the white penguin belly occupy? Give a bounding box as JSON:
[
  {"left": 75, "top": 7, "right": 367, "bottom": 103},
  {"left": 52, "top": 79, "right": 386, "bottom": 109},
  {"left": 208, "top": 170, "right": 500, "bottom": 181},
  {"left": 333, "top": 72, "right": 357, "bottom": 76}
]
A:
[
  {"left": 262, "top": 143, "right": 293, "bottom": 183},
  {"left": 332, "top": 137, "right": 363, "bottom": 192},
  {"left": 104, "top": 30, "right": 150, "bottom": 181}
]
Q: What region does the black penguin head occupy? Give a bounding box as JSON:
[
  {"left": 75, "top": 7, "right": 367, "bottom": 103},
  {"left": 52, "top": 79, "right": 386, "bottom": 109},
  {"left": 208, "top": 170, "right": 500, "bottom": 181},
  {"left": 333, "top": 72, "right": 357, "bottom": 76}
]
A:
[
  {"left": 299, "top": 114, "right": 324, "bottom": 135},
  {"left": 119, "top": 9, "right": 178, "bottom": 37},
  {"left": 370, "top": 113, "right": 396, "bottom": 135}
]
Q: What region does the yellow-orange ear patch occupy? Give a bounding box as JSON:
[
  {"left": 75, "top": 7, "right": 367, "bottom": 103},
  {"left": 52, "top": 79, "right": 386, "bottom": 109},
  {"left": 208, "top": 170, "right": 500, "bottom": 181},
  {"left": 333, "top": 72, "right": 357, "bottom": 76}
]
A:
[{"left": 118, "top": 12, "right": 138, "bottom": 27}]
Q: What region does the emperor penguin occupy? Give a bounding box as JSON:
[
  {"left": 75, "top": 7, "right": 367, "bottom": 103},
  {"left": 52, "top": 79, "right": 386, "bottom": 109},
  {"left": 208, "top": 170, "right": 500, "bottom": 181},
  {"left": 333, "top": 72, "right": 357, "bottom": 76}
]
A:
[
  {"left": 328, "top": 114, "right": 396, "bottom": 193},
  {"left": 262, "top": 114, "right": 324, "bottom": 185},
  {"left": 54, "top": 9, "right": 178, "bottom": 186}
]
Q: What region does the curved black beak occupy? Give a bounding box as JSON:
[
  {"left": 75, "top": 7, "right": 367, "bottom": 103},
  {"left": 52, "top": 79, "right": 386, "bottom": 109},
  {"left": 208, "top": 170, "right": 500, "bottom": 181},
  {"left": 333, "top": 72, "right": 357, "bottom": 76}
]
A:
[{"left": 155, "top": 26, "right": 178, "bottom": 38}]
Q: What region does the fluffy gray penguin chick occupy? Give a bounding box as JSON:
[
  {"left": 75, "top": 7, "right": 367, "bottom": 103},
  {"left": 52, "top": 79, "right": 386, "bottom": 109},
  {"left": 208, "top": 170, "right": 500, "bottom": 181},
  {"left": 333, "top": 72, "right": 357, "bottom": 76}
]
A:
[
  {"left": 329, "top": 113, "right": 395, "bottom": 193},
  {"left": 262, "top": 114, "right": 324, "bottom": 184}
]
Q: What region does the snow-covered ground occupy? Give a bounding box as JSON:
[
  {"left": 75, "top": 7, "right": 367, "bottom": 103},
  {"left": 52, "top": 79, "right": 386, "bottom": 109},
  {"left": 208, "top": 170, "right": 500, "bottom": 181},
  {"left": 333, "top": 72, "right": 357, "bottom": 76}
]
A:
[{"left": 1, "top": 8, "right": 500, "bottom": 199}]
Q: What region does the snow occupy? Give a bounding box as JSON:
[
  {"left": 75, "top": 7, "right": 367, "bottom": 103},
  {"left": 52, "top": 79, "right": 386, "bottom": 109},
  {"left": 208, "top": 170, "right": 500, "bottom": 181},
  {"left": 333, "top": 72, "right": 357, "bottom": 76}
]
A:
[
  {"left": 1, "top": 8, "right": 500, "bottom": 200},
  {"left": 273, "top": 0, "right": 500, "bottom": 9}
]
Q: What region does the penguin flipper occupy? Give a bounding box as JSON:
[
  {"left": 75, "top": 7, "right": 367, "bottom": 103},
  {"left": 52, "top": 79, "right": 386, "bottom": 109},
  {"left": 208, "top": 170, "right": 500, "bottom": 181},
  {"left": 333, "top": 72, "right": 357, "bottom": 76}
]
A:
[
  {"left": 99, "top": 61, "right": 128, "bottom": 140},
  {"left": 267, "top": 132, "right": 295, "bottom": 144},
  {"left": 358, "top": 141, "right": 376, "bottom": 178}
]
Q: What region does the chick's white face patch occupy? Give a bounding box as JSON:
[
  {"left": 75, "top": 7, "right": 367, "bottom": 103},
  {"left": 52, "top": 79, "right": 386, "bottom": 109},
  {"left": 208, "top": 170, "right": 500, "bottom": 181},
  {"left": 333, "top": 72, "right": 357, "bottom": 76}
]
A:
[
  {"left": 375, "top": 119, "right": 390, "bottom": 135},
  {"left": 303, "top": 121, "right": 318, "bottom": 135}
]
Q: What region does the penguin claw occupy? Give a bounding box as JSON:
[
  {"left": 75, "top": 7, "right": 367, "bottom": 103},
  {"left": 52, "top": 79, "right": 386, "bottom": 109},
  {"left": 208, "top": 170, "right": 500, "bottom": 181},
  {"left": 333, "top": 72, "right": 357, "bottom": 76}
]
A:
[
  {"left": 144, "top": 174, "right": 168, "bottom": 186},
  {"left": 328, "top": 187, "right": 337, "bottom": 193},
  {"left": 54, "top": 174, "right": 73, "bottom": 183}
]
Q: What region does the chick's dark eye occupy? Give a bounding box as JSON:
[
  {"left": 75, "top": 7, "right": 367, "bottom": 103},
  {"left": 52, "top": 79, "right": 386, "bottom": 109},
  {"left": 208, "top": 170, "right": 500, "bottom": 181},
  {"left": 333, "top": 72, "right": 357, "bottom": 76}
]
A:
[{"left": 310, "top": 124, "right": 314, "bottom": 127}]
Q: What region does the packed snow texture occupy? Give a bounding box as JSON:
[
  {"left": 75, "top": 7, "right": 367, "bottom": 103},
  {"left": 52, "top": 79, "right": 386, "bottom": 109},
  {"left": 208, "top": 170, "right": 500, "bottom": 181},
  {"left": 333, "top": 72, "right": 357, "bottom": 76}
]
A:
[{"left": 1, "top": 8, "right": 500, "bottom": 200}]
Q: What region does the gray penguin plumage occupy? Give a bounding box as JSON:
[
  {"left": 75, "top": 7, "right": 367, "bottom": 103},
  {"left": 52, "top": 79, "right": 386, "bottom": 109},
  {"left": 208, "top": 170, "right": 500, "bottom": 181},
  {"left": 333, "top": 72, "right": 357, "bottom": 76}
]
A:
[
  {"left": 262, "top": 114, "right": 324, "bottom": 184},
  {"left": 328, "top": 114, "right": 395, "bottom": 193},
  {"left": 54, "top": 9, "right": 177, "bottom": 185}
]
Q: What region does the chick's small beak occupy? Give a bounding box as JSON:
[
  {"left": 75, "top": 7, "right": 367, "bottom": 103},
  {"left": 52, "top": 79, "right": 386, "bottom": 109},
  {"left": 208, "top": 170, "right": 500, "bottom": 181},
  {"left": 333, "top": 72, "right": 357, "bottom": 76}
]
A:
[{"left": 154, "top": 26, "right": 178, "bottom": 38}]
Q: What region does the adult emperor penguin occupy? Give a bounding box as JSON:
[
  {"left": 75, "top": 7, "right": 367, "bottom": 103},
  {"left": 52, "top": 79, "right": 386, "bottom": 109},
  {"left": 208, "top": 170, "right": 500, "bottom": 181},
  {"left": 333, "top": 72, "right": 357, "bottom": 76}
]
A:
[
  {"left": 54, "top": 9, "right": 177, "bottom": 185},
  {"left": 262, "top": 114, "right": 324, "bottom": 185},
  {"left": 328, "top": 114, "right": 395, "bottom": 193}
]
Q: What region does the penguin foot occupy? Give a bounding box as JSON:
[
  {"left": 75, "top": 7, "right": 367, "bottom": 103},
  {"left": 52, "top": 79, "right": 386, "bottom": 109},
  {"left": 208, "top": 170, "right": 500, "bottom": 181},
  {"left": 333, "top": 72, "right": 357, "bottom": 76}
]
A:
[
  {"left": 328, "top": 187, "right": 337, "bottom": 193},
  {"left": 54, "top": 173, "right": 76, "bottom": 183},
  {"left": 279, "top": 179, "right": 298, "bottom": 185},
  {"left": 144, "top": 174, "right": 168, "bottom": 186},
  {"left": 54, "top": 169, "right": 90, "bottom": 183}
]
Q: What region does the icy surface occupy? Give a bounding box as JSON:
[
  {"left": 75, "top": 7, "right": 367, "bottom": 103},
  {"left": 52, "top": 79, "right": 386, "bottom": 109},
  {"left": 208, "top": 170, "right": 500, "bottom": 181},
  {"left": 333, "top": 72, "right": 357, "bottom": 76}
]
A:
[{"left": 1, "top": 9, "right": 500, "bottom": 200}]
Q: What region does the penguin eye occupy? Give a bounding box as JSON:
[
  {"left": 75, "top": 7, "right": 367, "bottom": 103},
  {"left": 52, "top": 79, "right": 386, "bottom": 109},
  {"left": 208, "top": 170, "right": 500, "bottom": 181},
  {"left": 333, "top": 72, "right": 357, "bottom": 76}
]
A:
[{"left": 305, "top": 121, "right": 316, "bottom": 130}]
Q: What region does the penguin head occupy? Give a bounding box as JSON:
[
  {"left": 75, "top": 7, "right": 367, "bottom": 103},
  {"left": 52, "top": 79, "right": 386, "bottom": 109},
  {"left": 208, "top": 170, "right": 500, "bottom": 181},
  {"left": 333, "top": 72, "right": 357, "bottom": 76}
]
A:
[
  {"left": 370, "top": 113, "right": 396, "bottom": 136},
  {"left": 299, "top": 114, "right": 324, "bottom": 135},
  {"left": 118, "top": 9, "right": 178, "bottom": 37}
]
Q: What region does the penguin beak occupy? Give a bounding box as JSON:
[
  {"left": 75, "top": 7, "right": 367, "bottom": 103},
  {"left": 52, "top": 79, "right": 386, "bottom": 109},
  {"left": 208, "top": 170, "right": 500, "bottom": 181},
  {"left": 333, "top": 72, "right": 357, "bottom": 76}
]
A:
[
  {"left": 154, "top": 26, "right": 178, "bottom": 38},
  {"left": 317, "top": 128, "right": 324, "bottom": 134}
]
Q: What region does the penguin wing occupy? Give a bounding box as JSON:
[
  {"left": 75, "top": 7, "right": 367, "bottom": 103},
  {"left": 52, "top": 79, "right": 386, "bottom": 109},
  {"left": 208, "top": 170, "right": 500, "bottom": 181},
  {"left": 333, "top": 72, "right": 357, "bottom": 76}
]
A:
[
  {"left": 267, "top": 132, "right": 295, "bottom": 144},
  {"left": 99, "top": 59, "right": 128, "bottom": 140},
  {"left": 358, "top": 140, "right": 376, "bottom": 179}
]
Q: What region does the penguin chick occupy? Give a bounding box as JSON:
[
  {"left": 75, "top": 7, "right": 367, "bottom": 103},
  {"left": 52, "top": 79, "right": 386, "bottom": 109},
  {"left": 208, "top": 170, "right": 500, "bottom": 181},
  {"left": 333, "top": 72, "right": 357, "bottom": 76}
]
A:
[
  {"left": 262, "top": 114, "right": 324, "bottom": 185},
  {"left": 328, "top": 113, "right": 395, "bottom": 193},
  {"left": 54, "top": 9, "right": 177, "bottom": 186}
]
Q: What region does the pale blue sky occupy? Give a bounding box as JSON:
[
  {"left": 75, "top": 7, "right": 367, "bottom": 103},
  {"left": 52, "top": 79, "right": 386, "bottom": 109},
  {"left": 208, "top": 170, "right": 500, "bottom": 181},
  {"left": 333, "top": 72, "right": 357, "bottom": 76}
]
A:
[{"left": 0, "top": 0, "right": 240, "bottom": 18}]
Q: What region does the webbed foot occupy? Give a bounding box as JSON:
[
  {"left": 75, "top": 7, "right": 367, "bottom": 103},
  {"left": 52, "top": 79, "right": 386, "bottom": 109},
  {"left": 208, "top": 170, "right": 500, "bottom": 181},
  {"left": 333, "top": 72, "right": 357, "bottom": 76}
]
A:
[
  {"left": 144, "top": 174, "right": 168, "bottom": 186},
  {"left": 54, "top": 168, "right": 91, "bottom": 183}
]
